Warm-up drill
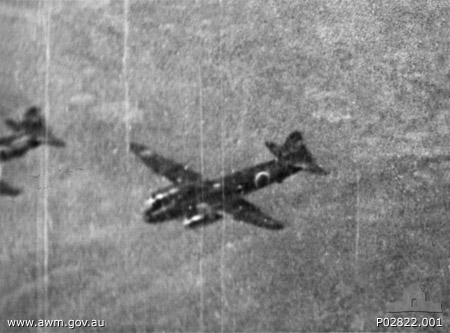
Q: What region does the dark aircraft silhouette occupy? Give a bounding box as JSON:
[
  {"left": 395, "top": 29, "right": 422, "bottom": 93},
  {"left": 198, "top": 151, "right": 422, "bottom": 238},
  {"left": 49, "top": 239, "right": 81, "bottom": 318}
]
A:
[
  {"left": 130, "top": 131, "right": 328, "bottom": 230},
  {"left": 0, "top": 106, "right": 66, "bottom": 196}
]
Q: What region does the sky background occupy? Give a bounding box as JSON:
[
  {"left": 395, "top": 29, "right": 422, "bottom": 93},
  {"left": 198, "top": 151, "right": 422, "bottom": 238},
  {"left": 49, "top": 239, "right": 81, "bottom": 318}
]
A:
[{"left": 1, "top": 0, "right": 449, "bottom": 331}]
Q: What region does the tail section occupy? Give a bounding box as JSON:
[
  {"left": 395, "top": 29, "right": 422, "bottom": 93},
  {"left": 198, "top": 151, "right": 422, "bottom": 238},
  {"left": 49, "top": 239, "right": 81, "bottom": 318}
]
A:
[
  {"left": 265, "top": 131, "right": 328, "bottom": 175},
  {"left": 5, "top": 106, "right": 43, "bottom": 134},
  {"left": 4, "top": 106, "right": 66, "bottom": 148}
]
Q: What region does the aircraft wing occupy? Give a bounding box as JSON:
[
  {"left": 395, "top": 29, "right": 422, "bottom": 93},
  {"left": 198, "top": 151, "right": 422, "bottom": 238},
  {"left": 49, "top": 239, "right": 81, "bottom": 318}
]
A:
[
  {"left": 0, "top": 180, "right": 22, "bottom": 196},
  {"left": 130, "top": 142, "right": 202, "bottom": 184},
  {"left": 224, "top": 198, "right": 284, "bottom": 230}
]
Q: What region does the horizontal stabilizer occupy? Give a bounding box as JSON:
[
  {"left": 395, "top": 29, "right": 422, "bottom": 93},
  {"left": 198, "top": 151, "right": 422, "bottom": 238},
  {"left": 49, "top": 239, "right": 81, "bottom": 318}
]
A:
[
  {"left": 265, "top": 130, "right": 328, "bottom": 175},
  {"left": 4, "top": 119, "right": 22, "bottom": 132},
  {"left": 39, "top": 131, "right": 66, "bottom": 148}
]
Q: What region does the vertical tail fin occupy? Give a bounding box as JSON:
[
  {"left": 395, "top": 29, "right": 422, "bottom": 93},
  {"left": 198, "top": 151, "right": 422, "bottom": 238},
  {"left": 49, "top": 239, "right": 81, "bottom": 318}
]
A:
[
  {"left": 265, "top": 131, "right": 328, "bottom": 175},
  {"left": 284, "top": 131, "right": 304, "bottom": 151}
]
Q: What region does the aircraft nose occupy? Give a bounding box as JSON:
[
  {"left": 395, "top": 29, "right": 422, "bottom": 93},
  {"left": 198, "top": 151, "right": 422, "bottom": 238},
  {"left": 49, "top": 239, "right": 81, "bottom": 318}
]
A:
[
  {"left": 142, "top": 208, "right": 152, "bottom": 222},
  {"left": 142, "top": 205, "right": 158, "bottom": 223},
  {"left": 141, "top": 196, "right": 162, "bottom": 222},
  {"left": 142, "top": 201, "right": 153, "bottom": 219}
]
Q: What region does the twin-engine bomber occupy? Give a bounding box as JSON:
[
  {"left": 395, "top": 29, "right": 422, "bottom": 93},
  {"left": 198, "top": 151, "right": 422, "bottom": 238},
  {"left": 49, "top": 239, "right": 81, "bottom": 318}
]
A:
[
  {"left": 130, "top": 131, "right": 328, "bottom": 230},
  {"left": 0, "top": 106, "right": 65, "bottom": 196}
]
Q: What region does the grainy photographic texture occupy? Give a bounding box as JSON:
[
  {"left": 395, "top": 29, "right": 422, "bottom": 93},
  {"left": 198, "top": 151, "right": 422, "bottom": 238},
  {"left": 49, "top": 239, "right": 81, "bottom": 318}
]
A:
[{"left": 1, "top": 0, "right": 449, "bottom": 332}]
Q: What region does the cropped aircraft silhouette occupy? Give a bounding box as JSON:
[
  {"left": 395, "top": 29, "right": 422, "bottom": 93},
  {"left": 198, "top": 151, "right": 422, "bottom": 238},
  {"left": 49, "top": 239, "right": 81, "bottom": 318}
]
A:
[
  {"left": 0, "top": 106, "right": 65, "bottom": 196},
  {"left": 130, "top": 131, "right": 328, "bottom": 230}
]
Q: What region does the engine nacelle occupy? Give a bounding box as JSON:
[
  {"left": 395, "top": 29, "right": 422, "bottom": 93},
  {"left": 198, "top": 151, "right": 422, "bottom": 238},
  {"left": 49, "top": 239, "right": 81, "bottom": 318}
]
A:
[{"left": 183, "top": 203, "right": 222, "bottom": 228}]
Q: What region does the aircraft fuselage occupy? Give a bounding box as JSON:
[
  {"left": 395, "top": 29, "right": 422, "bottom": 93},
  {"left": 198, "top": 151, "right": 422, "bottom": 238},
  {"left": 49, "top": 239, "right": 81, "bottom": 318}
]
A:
[{"left": 143, "top": 160, "right": 301, "bottom": 223}]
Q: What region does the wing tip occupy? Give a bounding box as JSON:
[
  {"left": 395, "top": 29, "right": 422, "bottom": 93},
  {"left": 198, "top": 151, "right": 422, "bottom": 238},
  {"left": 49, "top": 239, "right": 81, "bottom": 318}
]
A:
[
  {"left": 0, "top": 181, "right": 22, "bottom": 196},
  {"left": 266, "top": 222, "right": 285, "bottom": 230},
  {"left": 130, "top": 142, "right": 150, "bottom": 155}
]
